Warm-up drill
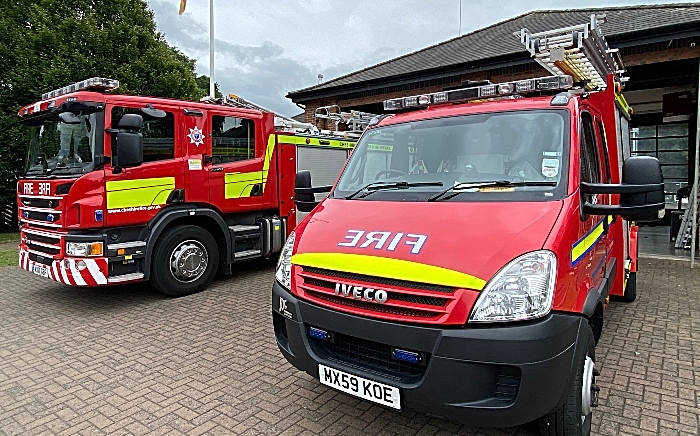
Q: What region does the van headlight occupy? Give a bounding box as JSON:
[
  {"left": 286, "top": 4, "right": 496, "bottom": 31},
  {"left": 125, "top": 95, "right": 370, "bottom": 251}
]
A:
[
  {"left": 469, "top": 250, "right": 556, "bottom": 323},
  {"left": 275, "top": 231, "right": 295, "bottom": 289}
]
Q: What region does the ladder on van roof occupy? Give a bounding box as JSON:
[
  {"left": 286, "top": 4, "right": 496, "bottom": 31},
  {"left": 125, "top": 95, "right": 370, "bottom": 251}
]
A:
[
  {"left": 516, "top": 14, "right": 627, "bottom": 91},
  {"left": 314, "top": 105, "right": 378, "bottom": 134}
]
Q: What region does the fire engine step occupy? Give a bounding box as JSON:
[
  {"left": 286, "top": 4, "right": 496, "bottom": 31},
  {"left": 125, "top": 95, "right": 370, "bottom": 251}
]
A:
[
  {"left": 108, "top": 272, "right": 145, "bottom": 284},
  {"left": 234, "top": 249, "right": 262, "bottom": 259}
]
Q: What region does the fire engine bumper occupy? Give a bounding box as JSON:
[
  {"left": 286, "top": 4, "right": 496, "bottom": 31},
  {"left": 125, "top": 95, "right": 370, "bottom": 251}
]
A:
[
  {"left": 19, "top": 247, "right": 109, "bottom": 286},
  {"left": 272, "top": 281, "right": 588, "bottom": 428}
]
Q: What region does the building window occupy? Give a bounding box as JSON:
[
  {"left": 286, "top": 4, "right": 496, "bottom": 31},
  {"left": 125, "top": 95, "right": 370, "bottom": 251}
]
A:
[
  {"left": 631, "top": 123, "right": 689, "bottom": 200},
  {"left": 112, "top": 107, "right": 175, "bottom": 162},
  {"left": 211, "top": 116, "right": 255, "bottom": 164}
]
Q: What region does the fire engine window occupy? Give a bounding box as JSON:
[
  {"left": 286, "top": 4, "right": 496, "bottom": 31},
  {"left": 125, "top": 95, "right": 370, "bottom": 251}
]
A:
[
  {"left": 595, "top": 120, "right": 612, "bottom": 183},
  {"left": 211, "top": 116, "right": 255, "bottom": 163},
  {"left": 111, "top": 107, "right": 175, "bottom": 162},
  {"left": 580, "top": 113, "right": 601, "bottom": 203}
]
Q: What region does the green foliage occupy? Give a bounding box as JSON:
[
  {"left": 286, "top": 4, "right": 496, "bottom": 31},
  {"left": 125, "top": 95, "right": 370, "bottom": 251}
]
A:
[
  {"left": 0, "top": 249, "right": 17, "bottom": 267},
  {"left": 195, "top": 75, "right": 223, "bottom": 100},
  {"left": 0, "top": 0, "right": 205, "bottom": 203}
]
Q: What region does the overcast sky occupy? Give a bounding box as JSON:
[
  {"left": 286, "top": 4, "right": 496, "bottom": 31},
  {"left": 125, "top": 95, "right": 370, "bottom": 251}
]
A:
[{"left": 147, "top": 0, "right": 694, "bottom": 116}]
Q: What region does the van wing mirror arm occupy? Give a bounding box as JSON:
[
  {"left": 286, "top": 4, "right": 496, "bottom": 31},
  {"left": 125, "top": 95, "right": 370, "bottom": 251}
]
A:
[
  {"left": 583, "top": 202, "right": 666, "bottom": 216},
  {"left": 295, "top": 185, "right": 333, "bottom": 195},
  {"left": 581, "top": 182, "right": 664, "bottom": 195}
]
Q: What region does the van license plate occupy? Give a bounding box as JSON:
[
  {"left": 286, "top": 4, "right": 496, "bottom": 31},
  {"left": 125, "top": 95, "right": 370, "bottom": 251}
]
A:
[
  {"left": 319, "top": 364, "right": 401, "bottom": 409},
  {"left": 33, "top": 264, "right": 49, "bottom": 277}
]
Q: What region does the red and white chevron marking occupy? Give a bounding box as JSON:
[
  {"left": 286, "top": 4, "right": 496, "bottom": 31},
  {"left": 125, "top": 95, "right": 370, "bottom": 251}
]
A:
[{"left": 19, "top": 248, "right": 108, "bottom": 286}]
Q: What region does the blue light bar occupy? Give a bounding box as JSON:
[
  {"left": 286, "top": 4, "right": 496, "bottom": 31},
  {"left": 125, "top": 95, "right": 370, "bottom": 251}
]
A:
[
  {"left": 42, "top": 78, "right": 120, "bottom": 101},
  {"left": 309, "top": 326, "right": 331, "bottom": 341},
  {"left": 383, "top": 75, "right": 574, "bottom": 111},
  {"left": 392, "top": 348, "right": 421, "bottom": 364}
]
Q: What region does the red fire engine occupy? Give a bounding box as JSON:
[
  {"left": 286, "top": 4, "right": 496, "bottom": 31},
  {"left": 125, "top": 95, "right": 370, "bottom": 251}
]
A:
[
  {"left": 272, "top": 16, "right": 665, "bottom": 434},
  {"left": 17, "top": 84, "right": 359, "bottom": 296}
]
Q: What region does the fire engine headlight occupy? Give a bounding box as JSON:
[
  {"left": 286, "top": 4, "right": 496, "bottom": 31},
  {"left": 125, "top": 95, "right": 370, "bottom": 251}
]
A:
[
  {"left": 66, "top": 242, "right": 104, "bottom": 257},
  {"left": 469, "top": 250, "right": 556, "bottom": 323},
  {"left": 275, "top": 231, "right": 295, "bottom": 290}
]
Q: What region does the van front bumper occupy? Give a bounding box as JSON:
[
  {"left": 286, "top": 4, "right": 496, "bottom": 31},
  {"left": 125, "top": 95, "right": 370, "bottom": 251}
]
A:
[{"left": 272, "top": 281, "right": 588, "bottom": 428}]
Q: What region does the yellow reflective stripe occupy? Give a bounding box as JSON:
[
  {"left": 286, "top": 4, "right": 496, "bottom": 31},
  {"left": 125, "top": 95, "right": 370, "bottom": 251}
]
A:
[
  {"left": 106, "top": 177, "right": 175, "bottom": 209},
  {"left": 571, "top": 218, "right": 607, "bottom": 264},
  {"left": 262, "top": 135, "right": 275, "bottom": 192},
  {"left": 291, "top": 252, "right": 486, "bottom": 290},
  {"left": 277, "top": 134, "right": 355, "bottom": 149},
  {"left": 224, "top": 171, "right": 262, "bottom": 199}
]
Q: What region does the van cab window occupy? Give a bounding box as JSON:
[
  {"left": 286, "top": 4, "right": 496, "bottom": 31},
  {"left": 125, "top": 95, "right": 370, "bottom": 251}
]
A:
[
  {"left": 211, "top": 116, "right": 255, "bottom": 164},
  {"left": 580, "top": 113, "right": 602, "bottom": 203},
  {"left": 111, "top": 107, "right": 175, "bottom": 162},
  {"left": 333, "top": 110, "right": 569, "bottom": 202}
]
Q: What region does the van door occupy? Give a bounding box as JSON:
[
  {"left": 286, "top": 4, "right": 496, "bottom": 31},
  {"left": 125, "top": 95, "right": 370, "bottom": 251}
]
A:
[
  {"left": 594, "top": 117, "right": 615, "bottom": 284},
  {"left": 207, "top": 111, "right": 264, "bottom": 214},
  {"left": 579, "top": 112, "right": 606, "bottom": 292}
]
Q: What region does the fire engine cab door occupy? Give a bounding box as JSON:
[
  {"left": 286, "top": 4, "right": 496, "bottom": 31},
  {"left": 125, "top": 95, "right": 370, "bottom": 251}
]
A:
[
  {"left": 104, "top": 103, "right": 185, "bottom": 228},
  {"left": 206, "top": 111, "right": 263, "bottom": 214}
]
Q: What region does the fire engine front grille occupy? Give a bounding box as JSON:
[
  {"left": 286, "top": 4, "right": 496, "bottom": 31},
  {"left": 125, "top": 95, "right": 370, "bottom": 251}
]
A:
[
  {"left": 26, "top": 242, "right": 59, "bottom": 256},
  {"left": 306, "top": 289, "right": 441, "bottom": 319},
  {"left": 301, "top": 267, "right": 455, "bottom": 293},
  {"left": 303, "top": 277, "right": 448, "bottom": 307},
  {"left": 22, "top": 229, "right": 63, "bottom": 258},
  {"left": 308, "top": 328, "right": 428, "bottom": 381}
]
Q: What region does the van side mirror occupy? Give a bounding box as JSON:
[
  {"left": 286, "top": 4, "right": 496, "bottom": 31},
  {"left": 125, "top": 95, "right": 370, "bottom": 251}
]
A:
[
  {"left": 111, "top": 114, "right": 144, "bottom": 171},
  {"left": 581, "top": 156, "right": 665, "bottom": 222},
  {"left": 295, "top": 170, "right": 332, "bottom": 213}
]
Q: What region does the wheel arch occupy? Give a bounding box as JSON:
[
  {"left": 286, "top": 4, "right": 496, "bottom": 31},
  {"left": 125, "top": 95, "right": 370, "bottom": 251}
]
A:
[{"left": 144, "top": 206, "right": 231, "bottom": 280}]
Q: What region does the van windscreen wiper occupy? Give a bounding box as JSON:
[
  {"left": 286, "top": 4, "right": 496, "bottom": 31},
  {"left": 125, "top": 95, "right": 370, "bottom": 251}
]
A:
[
  {"left": 345, "top": 181, "right": 443, "bottom": 200},
  {"left": 427, "top": 180, "right": 557, "bottom": 202}
]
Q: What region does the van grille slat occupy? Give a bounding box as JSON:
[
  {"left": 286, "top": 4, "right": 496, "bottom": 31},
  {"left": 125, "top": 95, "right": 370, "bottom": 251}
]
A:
[{"left": 301, "top": 266, "right": 455, "bottom": 293}]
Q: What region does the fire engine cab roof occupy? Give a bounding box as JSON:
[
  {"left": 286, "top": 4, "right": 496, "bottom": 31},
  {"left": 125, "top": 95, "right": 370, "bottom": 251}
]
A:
[
  {"left": 375, "top": 95, "right": 574, "bottom": 128},
  {"left": 18, "top": 91, "right": 264, "bottom": 118}
]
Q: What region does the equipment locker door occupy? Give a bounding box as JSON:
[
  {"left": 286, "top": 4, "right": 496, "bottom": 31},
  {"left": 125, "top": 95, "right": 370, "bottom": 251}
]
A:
[{"left": 206, "top": 110, "right": 264, "bottom": 214}]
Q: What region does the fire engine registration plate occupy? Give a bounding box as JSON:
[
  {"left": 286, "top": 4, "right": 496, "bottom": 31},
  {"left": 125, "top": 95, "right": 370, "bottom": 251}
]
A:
[
  {"left": 32, "top": 263, "right": 49, "bottom": 277},
  {"left": 319, "top": 364, "right": 401, "bottom": 409}
]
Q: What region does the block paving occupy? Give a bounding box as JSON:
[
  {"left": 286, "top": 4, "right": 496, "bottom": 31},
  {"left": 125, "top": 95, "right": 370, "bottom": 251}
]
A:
[{"left": 0, "top": 257, "right": 698, "bottom": 435}]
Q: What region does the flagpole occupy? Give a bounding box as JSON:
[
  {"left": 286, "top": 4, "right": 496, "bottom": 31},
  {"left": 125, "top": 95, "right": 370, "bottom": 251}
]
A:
[{"left": 209, "top": 0, "right": 215, "bottom": 98}]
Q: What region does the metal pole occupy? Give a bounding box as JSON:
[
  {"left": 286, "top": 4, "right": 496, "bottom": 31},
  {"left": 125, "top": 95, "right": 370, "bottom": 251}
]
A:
[
  {"left": 691, "top": 57, "right": 700, "bottom": 268},
  {"left": 209, "top": 0, "right": 215, "bottom": 98}
]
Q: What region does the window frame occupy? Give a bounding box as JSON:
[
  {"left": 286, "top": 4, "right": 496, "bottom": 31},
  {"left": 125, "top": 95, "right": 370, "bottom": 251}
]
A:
[
  {"left": 109, "top": 104, "right": 179, "bottom": 164},
  {"left": 579, "top": 111, "right": 602, "bottom": 205},
  {"left": 210, "top": 114, "right": 258, "bottom": 165}
]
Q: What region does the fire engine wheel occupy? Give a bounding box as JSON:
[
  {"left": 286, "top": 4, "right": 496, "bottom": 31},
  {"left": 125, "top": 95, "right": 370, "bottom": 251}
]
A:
[
  {"left": 151, "top": 225, "right": 219, "bottom": 297},
  {"left": 621, "top": 272, "right": 637, "bottom": 302},
  {"left": 538, "top": 325, "right": 598, "bottom": 436}
]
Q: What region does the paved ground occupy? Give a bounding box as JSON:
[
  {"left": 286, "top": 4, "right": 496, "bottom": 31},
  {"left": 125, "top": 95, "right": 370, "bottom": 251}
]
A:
[{"left": 0, "top": 257, "right": 699, "bottom": 435}]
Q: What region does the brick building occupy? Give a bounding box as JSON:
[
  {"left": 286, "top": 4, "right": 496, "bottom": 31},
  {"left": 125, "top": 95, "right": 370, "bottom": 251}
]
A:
[{"left": 287, "top": 4, "right": 700, "bottom": 221}]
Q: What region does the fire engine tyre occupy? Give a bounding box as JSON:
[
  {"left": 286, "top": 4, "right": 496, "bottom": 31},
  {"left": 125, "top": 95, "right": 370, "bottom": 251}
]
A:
[
  {"left": 621, "top": 272, "right": 637, "bottom": 302},
  {"left": 537, "top": 325, "right": 597, "bottom": 436},
  {"left": 151, "top": 225, "right": 219, "bottom": 297}
]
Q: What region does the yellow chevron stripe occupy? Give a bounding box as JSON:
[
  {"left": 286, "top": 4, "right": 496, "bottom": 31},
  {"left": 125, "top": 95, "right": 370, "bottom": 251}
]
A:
[
  {"left": 292, "top": 252, "right": 486, "bottom": 290},
  {"left": 106, "top": 177, "right": 175, "bottom": 209}
]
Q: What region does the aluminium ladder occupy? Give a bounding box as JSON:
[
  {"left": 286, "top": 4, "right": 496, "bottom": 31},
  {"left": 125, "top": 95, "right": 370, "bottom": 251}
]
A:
[
  {"left": 516, "top": 14, "right": 627, "bottom": 90},
  {"left": 314, "top": 105, "right": 379, "bottom": 134}
]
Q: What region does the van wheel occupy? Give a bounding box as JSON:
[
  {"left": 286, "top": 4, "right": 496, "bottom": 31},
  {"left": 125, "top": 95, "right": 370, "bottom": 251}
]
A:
[
  {"left": 538, "top": 325, "right": 597, "bottom": 436},
  {"left": 151, "top": 225, "right": 219, "bottom": 297},
  {"left": 620, "top": 272, "right": 637, "bottom": 302}
]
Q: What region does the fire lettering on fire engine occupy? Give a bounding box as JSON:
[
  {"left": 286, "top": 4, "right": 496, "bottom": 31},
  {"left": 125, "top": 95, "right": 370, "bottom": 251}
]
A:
[{"left": 338, "top": 230, "right": 427, "bottom": 254}]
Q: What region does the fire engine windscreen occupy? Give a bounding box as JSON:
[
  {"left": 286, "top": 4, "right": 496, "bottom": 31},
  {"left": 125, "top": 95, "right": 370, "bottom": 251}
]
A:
[
  {"left": 334, "top": 110, "right": 569, "bottom": 201},
  {"left": 24, "top": 111, "right": 101, "bottom": 177}
]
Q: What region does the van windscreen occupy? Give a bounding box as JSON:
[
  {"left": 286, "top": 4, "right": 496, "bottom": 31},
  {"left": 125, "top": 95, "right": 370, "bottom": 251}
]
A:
[{"left": 333, "top": 109, "right": 570, "bottom": 202}]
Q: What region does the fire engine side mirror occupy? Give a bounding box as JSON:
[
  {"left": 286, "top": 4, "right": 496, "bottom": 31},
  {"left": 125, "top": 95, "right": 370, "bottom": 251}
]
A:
[
  {"left": 295, "top": 170, "right": 332, "bottom": 213},
  {"left": 113, "top": 114, "right": 144, "bottom": 170},
  {"left": 581, "top": 156, "right": 665, "bottom": 222}
]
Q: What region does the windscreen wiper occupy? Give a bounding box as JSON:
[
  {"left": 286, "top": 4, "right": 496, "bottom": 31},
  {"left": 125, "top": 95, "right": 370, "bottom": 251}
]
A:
[
  {"left": 345, "top": 181, "right": 443, "bottom": 200},
  {"left": 427, "top": 180, "right": 557, "bottom": 202}
]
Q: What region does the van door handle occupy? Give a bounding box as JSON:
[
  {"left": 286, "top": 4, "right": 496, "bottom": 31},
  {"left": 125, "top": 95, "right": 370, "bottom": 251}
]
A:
[{"left": 210, "top": 167, "right": 224, "bottom": 172}]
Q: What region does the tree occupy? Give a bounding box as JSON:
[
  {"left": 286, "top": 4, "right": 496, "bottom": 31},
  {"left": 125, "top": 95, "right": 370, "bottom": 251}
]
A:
[
  {"left": 195, "top": 75, "right": 223, "bottom": 100},
  {"left": 0, "top": 0, "right": 205, "bottom": 205}
]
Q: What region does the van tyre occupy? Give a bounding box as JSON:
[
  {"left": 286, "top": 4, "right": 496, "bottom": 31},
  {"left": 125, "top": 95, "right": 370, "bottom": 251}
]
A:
[
  {"left": 621, "top": 272, "right": 637, "bottom": 302},
  {"left": 538, "top": 325, "right": 597, "bottom": 436},
  {"left": 151, "top": 225, "right": 219, "bottom": 297}
]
